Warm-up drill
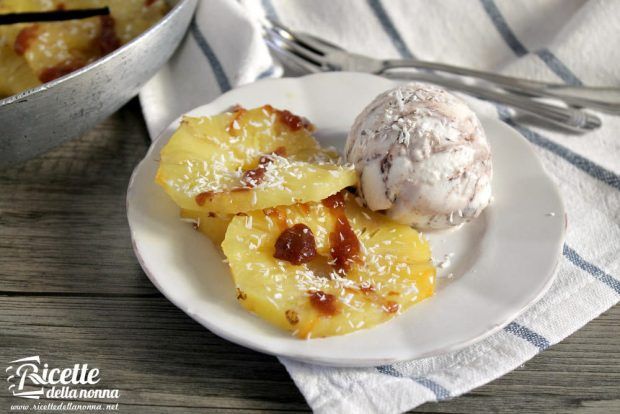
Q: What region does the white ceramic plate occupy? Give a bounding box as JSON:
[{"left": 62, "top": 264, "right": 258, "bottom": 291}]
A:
[{"left": 127, "top": 72, "right": 565, "bottom": 367}]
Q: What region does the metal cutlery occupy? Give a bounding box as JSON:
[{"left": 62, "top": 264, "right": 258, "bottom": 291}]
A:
[
  {"left": 264, "top": 19, "right": 619, "bottom": 114},
  {"left": 263, "top": 19, "right": 610, "bottom": 131}
]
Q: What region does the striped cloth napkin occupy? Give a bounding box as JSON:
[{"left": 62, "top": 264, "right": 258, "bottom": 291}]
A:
[{"left": 139, "top": 0, "right": 620, "bottom": 412}]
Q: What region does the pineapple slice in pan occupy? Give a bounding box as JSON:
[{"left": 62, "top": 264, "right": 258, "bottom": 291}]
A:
[
  {"left": 0, "top": 0, "right": 168, "bottom": 86},
  {"left": 0, "top": 39, "right": 39, "bottom": 97}
]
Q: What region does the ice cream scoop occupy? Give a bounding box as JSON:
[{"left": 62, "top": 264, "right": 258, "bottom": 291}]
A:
[{"left": 345, "top": 83, "right": 492, "bottom": 230}]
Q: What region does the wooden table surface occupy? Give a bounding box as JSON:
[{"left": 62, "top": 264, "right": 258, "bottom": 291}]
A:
[{"left": 1, "top": 99, "right": 618, "bottom": 413}]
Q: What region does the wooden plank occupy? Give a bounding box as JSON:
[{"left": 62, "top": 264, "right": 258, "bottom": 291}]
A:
[
  {"left": 0, "top": 100, "right": 156, "bottom": 295},
  {"left": 0, "top": 296, "right": 309, "bottom": 412},
  {"left": 0, "top": 295, "right": 618, "bottom": 413}
]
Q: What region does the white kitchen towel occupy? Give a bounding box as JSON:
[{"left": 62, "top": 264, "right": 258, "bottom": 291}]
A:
[{"left": 139, "top": 0, "right": 620, "bottom": 412}]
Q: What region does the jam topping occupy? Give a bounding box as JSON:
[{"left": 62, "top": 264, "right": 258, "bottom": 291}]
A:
[
  {"left": 322, "top": 191, "right": 361, "bottom": 274},
  {"left": 383, "top": 301, "right": 400, "bottom": 314},
  {"left": 278, "top": 109, "right": 309, "bottom": 131},
  {"left": 262, "top": 104, "right": 313, "bottom": 132},
  {"left": 38, "top": 59, "right": 87, "bottom": 83},
  {"left": 273, "top": 223, "right": 317, "bottom": 265},
  {"left": 241, "top": 164, "right": 267, "bottom": 187},
  {"left": 195, "top": 146, "right": 288, "bottom": 206},
  {"left": 322, "top": 191, "right": 346, "bottom": 210},
  {"left": 227, "top": 107, "right": 247, "bottom": 135},
  {"left": 241, "top": 146, "right": 286, "bottom": 188},
  {"left": 229, "top": 104, "right": 311, "bottom": 133},
  {"left": 262, "top": 145, "right": 287, "bottom": 160},
  {"left": 98, "top": 15, "right": 121, "bottom": 55},
  {"left": 330, "top": 218, "right": 360, "bottom": 274},
  {"left": 285, "top": 309, "right": 300, "bottom": 325},
  {"left": 308, "top": 290, "right": 339, "bottom": 316},
  {"left": 195, "top": 191, "right": 214, "bottom": 206},
  {"left": 14, "top": 25, "right": 39, "bottom": 56}
]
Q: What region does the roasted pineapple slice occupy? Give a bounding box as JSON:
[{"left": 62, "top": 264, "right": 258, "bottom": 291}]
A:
[
  {"left": 180, "top": 209, "right": 232, "bottom": 246},
  {"left": 18, "top": 19, "right": 103, "bottom": 82},
  {"left": 0, "top": 0, "right": 167, "bottom": 90},
  {"left": 155, "top": 106, "right": 357, "bottom": 215},
  {"left": 0, "top": 39, "right": 39, "bottom": 97},
  {"left": 221, "top": 192, "right": 436, "bottom": 338}
]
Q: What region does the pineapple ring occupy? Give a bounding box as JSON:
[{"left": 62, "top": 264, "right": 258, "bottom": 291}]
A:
[
  {"left": 179, "top": 209, "right": 232, "bottom": 247},
  {"left": 221, "top": 192, "right": 436, "bottom": 338},
  {"left": 156, "top": 106, "right": 356, "bottom": 214},
  {"left": 0, "top": 0, "right": 168, "bottom": 96}
]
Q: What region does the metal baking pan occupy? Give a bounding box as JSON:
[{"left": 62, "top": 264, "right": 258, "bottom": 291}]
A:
[{"left": 0, "top": 0, "right": 197, "bottom": 168}]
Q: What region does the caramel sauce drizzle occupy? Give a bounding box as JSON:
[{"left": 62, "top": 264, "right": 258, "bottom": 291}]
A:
[{"left": 321, "top": 191, "right": 361, "bottom": 275}]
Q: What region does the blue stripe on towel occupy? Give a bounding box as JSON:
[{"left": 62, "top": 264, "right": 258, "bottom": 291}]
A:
[
  {"left": 431, "top": 1, "right": 617, "bottom": 193},
  {"left": 504, "top": 322, "right": 550, "bottom": 350},
  {"left": 190, "top": 18, "right": 231, "bottom": 92},
  {"left": 261, "top": 0, "right": 280, "bottom": 21},
  {"left": 475, "top": 2, "right": 619, "bottom": 190},
  {"left": 468, "top": 1, "right": 620, "bottom": 304},
  {"left": 367, "top": 0, "right": 415, "bottom": 58},
  {"left": 495, "top": 106, "right": 620, "bottom": 191},
  {"left": 377, "top": 366, "right": 451, "bottom": 400},
  {"left": 376, "top": 365, "right": 403, "bottom": 377},
  {"left": 564, "top": 245, "right": 620, "bottom": 294},
  {"left": 480, "top": 0, "right": 582, "bottom": 85},
  {"left": 257, "top": 65, "right": 279, "bottom": 79},
  {"left": 479, "top": 0, "right": 527, "bottom": 56},
  {"left": 413, "top": 377, "right": 451, "bottom": 400},
  {"left": 534, "top": 49, "right": 583, "bottom": 86},
  {"left": 256, "top": 1, "right": 279, "bottom": 80}
]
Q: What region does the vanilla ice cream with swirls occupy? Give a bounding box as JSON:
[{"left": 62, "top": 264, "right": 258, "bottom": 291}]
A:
[{"left": 345, "top": 83, "right": 492, "bottom": 230}]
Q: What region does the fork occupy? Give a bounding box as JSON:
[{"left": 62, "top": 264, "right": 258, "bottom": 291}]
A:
[
  {"left": 264, "top": 19, "right": 619, "bottom": 114},
  {"left": 263, "top": 21, "right": 604, "bottom": 131}
]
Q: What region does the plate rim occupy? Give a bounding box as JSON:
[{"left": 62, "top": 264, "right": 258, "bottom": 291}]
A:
[{"left": 126, "top": 72, "right": 566, "bottom": 367}]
